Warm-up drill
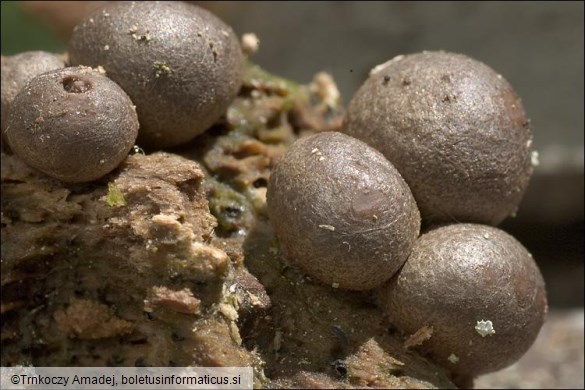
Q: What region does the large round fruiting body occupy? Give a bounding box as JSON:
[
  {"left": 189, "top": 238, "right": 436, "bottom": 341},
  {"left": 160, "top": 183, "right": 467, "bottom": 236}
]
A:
[
  {"left": 68, "top": 1, "right": 243, "bottom": 148},
  {"left": 1, "top": 51, "right": 65, "bottom": 141},
  {"left": 376, "top": 223, "right": 547, "bottom": 377},
  {"left": 6, "top": 66, "right": 139, "bottom": 183},
  {"left": 267, "top": 131, "right": 421, "bottom": 291},
  {"left": 344, "top": 51, "right": 534, "bottom": 226}
]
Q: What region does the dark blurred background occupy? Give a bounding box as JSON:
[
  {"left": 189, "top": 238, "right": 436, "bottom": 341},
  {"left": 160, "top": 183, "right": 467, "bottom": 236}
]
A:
[{"left": 2, "top": 1, "right": 583, "bottom": 387}]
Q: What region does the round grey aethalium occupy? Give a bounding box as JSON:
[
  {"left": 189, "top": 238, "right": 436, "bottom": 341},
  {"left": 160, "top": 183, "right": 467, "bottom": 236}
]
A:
[
  {"left": 376, "top": 223, "right": 547, "bottom": 377},
  {"left": 344, "top": 51, "right": 534, "bottom": 226},
  {"left": 267, "top": 131, "right": 421, "bottom": 291},
  {"left": 1, "top": 51, "right": 65, "bottom": 145},
  {"left": 6, "top": 66, "right": 139, "bottom": 183},
  {"left": 68, "top": 1, "right": 244, "bottom": 148}
]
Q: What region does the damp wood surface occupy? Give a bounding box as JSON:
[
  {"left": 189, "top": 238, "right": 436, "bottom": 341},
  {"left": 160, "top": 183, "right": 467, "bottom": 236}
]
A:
[{"left": 1, "top": 62, "right": 455, "bottom": 388}]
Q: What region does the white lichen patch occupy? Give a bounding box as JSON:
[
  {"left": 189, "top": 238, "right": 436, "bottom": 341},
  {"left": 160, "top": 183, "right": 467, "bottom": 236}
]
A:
[
  {"left": 448, "top": 353, "right": 460, "bottom": 364},
  {"left": 247, "top": 291, "right": 263, "bottom": 307},
  {"left": 318, "top": 224, "right": 335, "bottom": 231},
  {"left": 309, "top": 72, "right": 340, "bottom": 108},
  {"left": 475, "top": 320, "right": 496, "bottom": 337},
  {"left": 531, "top": 150, "right": 540, "bottom": 167},
  {"left": 229, "top": 321, "right": 242, "bottom": 345},
  {"left": 219, "top": 303, "right": 238, "bottom": 322},
  {"left": 389, "top": 356, "right": 405, "bottom": 366},
  {"left": 241, "top": 33, "right": 260, "bottom": 55}
]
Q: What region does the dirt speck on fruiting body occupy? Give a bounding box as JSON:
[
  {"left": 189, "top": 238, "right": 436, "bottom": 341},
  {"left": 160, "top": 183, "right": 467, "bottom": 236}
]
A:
[
  {"left": 531, "top": 150, "right": 540, "bottom": 167},
  {"left": 153, "top": 62, "right": 172, "bottom": 78},
  {"left": 369, "top": 54, "right": 405, "bottom": 76},
  {"left": 94, "top": 65, "right": 106, "bottom": 75},
  {"left": 475, "top": 320, "right": 496, "bottom": 337}
]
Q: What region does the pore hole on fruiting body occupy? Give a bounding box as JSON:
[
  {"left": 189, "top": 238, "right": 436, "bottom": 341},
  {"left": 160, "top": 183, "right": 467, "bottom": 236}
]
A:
[{"left": 63, "top": 76, "right": 92, "bottom": 93}]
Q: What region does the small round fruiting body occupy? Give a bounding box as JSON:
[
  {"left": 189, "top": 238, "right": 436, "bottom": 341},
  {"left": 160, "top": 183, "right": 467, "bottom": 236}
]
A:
[
  {"left": 68, "top": 1, "right": 244, "bottom": 148},
  {"left": 267, "top": 131, "right": 421, "bottom": 291},
  {"left": 376, "top": 223, "right": 547, "bottom": 377},
  {"left": 344, "top": 51, "right": 534, "bottom": 226},
  {"left": 1, "top": 51, "right": 65, "bottom": 144},
  {"left": 6, "top": 66, "right": 139, "bottom": 183}
]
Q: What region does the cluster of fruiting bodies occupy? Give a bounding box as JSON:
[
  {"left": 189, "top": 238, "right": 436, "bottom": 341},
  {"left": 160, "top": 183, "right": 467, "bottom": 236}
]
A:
[
  {"left": 2, "top": 1, "right": 242, "bottom": 181},
  {"left": 267, "top": 53, "right": 546, "bottom": 379},
  {"left": 1, "top": 0, "right": 546, "bottom": 384}
]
